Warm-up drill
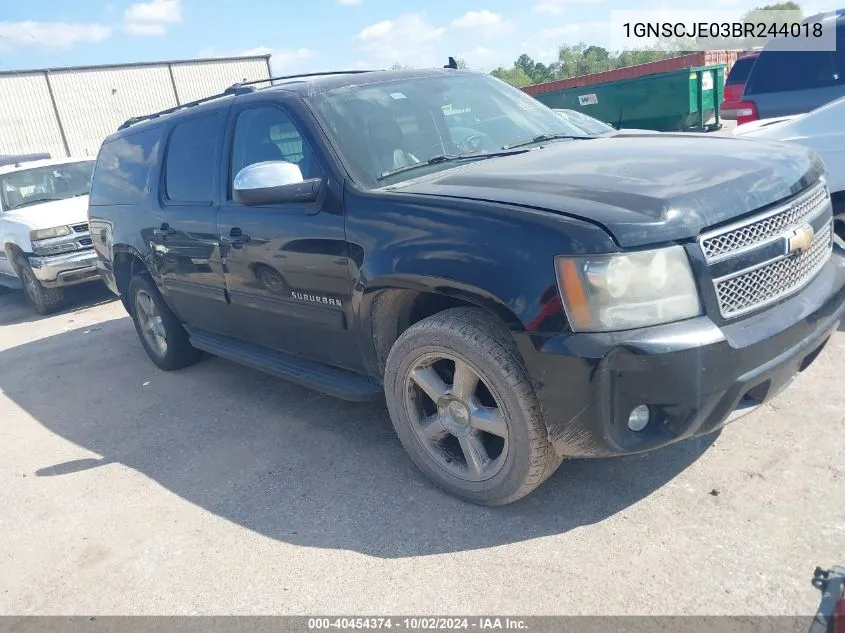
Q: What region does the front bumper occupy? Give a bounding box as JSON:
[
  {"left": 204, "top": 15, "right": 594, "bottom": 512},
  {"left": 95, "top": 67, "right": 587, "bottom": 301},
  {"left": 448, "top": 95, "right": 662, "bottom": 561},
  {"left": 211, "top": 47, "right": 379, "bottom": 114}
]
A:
[
  {"left": 28, "top": 249, "right": 100, "bottom": 287},
  {"left": 517, "top": 249, "right": 845, "bottom": 458}
]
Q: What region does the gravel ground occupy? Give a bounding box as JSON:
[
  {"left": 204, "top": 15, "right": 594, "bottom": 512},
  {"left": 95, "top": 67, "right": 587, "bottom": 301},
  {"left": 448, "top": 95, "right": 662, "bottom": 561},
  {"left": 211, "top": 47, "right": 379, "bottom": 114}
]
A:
[{"left": 0, "top": 284, "right": 843, "bottom": 616}]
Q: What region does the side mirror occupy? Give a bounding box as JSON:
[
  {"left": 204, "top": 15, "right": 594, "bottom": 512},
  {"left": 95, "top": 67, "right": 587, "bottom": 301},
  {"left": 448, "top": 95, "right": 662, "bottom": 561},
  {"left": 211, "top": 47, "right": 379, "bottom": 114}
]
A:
[{"left": 233, "top": 161, "right": 321, "bottom": 206}]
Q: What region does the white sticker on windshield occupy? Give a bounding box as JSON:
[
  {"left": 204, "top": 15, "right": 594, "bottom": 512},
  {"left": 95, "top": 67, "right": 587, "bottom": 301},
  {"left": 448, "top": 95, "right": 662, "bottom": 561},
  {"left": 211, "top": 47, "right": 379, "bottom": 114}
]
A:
[
  {"left": 442, "top": 103, "right": 454, "bottom": 115},
  {"left": 389, "top": 92, "right": 407, "bottom": 100}
]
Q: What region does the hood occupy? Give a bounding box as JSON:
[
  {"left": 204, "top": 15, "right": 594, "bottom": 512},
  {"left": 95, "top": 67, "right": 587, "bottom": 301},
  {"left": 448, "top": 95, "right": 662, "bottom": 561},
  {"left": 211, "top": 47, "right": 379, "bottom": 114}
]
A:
[
  {"left": 2, "top": 195, "right": 89, "bottom": 230},
  {"left": 390, "top": 134, "right": 824, "bottom": 248},
  {"left": 600, "top": 128, "right": 660, "bottom": 136}
]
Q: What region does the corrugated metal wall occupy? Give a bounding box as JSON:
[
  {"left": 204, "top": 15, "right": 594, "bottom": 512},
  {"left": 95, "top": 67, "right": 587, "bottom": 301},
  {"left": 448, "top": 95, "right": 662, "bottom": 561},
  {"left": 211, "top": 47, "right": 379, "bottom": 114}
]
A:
[
  {"left": 170, "top": 58, "right": 270, "bottom": 103},
  {"left": 0, "top": 56, "right": 271, "bottom": 158},
  {"left": 0, "top": 72, "right": 67, "bottom": 158}
]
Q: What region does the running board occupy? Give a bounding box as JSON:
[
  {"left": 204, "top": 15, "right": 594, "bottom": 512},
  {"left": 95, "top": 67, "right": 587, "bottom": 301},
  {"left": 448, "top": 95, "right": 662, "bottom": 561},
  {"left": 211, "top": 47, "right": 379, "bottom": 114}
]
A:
[{"left": 188, "top": 329, "right": 384, "bottom": 402}]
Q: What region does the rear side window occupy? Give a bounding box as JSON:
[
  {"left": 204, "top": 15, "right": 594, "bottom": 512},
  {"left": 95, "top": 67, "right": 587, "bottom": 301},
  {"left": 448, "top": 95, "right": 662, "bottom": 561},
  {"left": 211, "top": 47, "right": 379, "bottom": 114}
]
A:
[
  {"left": 89, "top": 128, "right": 161, "bottom": 206},
  {"left": 745, "top": 25, "right": 845, "bottom": 94},
  {"left": 164, "top": 114, "right": 219, "bottom": 204},
  {"left": 725, "top": 56, "right": 756, "bottom": 85}
]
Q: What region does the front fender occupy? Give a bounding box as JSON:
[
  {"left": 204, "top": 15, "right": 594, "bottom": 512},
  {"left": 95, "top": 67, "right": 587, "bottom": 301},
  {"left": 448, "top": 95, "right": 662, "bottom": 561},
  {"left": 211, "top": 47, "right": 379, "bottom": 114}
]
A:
[
  {"left": 344, "top": 188, "right": 618, "bottom": 373},
  {"left": 1, "top": 219, "right": 34, "bottom": 255},
  {"left": 346, "top": 190, "right": 618, "bottom": 332}
]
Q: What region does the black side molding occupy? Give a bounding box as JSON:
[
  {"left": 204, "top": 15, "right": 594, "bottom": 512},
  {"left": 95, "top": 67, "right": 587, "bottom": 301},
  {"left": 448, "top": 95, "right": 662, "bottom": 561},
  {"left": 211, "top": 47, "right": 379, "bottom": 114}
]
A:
[{"left": 187, "top": 329, "right": 384, "bottom": 402}]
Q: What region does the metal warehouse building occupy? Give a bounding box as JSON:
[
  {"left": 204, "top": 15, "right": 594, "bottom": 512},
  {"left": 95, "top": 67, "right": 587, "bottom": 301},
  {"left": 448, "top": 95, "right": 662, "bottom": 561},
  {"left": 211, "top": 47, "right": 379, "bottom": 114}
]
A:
[{"left": 0, "top": 54, "right": 272, "bottom": 159}]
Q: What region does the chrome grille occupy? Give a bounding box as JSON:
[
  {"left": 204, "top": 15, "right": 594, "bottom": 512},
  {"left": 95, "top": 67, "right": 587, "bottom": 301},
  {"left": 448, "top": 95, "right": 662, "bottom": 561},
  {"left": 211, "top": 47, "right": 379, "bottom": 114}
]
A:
[
  {"left": 72, "top": 223, "right": 89, "bottom": 233},
  {"left": 700, "top": 183, "right": 828, "bottom": 262},
  {"left": 78, "top": 237, "right": 93, "bottom": 246},
  {"left": 714, "top": 222, "right": 832, "bottom": 319}
]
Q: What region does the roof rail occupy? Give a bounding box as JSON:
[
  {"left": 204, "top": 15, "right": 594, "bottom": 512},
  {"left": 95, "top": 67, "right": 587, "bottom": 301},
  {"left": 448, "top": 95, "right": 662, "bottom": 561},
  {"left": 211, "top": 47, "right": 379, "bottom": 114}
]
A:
[
  {"left": 118, "top": 69, "right": 383, "bottom": 131},
  {"left": 117, "top": 83, "right": 256, "bottom": 131},
  {"left": 0, "top": 153, "right": 51, "bottom": 168},
  {"left": 226, "top": 69, "right": 383, "bottom": 91}
]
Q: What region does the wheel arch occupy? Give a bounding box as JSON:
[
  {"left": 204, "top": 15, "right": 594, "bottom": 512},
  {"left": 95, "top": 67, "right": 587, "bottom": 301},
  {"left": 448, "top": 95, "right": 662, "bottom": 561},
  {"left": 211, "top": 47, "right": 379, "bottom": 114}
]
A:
[
  {"left": 361, "top": 276, "right": 524, "bottom": 377},
  {"left": 112, "top": 245, "right": 150, "bottom": 313}
]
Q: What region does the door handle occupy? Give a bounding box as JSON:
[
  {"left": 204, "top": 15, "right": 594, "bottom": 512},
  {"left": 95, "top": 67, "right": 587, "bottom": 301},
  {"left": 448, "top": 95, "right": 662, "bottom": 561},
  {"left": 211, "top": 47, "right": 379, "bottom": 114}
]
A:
[
  {"left": 153, "top": 223, "right": 175, "bottom": 238},
  {"left": 220, "top": 227, "right": 250, "bottom": 247}
]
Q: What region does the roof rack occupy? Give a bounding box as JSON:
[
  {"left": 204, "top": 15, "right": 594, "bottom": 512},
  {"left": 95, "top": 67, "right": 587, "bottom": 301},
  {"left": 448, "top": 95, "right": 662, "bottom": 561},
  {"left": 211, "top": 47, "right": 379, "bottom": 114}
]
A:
[
  {"left": 118, "top": 69, "right": 383, "bottom": 131},
  {"left": 118, "top": 83, "right": 256, "bottom": 130},
  {"left": 0, "top": 153, "right": 51, "bottom": 168},
  {"left": 227, "top": 69, "right": 383, "bottom": 91}
]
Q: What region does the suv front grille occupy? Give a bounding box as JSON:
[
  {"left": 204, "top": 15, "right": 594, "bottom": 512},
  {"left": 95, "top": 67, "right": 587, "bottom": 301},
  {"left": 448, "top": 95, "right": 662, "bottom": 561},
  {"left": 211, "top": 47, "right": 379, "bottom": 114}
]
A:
[
  {"left": 714, "top": 221, "right": 832, "bottom": 319},
  {"left": 72, "top": 223, "right": 89, "bottom": 233},
  {"left": 700, "top": 183, "right": 828, "bottom": 262}
]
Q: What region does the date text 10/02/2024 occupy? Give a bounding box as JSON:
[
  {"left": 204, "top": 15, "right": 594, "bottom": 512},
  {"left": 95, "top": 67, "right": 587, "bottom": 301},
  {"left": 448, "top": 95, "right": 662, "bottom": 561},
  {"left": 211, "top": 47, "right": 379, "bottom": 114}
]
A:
[{"left": 307, "top": 618, "right": 529, "bottom": 630}]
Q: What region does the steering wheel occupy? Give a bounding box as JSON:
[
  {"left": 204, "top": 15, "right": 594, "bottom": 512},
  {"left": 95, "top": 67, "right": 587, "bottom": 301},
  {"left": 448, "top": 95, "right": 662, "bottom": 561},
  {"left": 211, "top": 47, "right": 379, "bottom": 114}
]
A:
[{"left": 456, "top": 131, "right": 495, "bottom": 153}]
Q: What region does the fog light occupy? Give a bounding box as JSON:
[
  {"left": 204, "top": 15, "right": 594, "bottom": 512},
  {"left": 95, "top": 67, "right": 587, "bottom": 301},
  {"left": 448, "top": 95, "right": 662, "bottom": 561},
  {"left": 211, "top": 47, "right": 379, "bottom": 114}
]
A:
[{"left": 628, "top": 405, "right": 650, "bottom": 432}]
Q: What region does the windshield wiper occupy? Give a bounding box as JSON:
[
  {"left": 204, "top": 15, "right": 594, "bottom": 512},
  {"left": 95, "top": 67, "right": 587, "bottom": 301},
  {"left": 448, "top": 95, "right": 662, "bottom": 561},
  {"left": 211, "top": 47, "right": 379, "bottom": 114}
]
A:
[
  {"left": 7, "top": 197, "right": 56, "bottom": 210},
  {"left": 376, "top": 149, "right": 531, "bottom": 182},
  {"left": 502, "top": 133, "right": 591, "bottom": 150}
]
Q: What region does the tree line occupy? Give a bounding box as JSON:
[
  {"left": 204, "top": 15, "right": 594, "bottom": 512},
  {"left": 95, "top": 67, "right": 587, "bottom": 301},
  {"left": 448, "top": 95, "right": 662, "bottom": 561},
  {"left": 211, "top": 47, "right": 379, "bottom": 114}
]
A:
[{"left": 489, "top": 1, "right": 801, "bottom": 88}]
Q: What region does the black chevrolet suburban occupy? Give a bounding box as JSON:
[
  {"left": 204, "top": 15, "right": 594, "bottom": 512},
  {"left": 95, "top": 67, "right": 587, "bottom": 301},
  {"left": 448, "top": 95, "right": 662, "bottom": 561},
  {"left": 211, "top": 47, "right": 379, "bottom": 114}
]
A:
[{"left": 88, "top": 67, "right": 845, "bottom": 505}]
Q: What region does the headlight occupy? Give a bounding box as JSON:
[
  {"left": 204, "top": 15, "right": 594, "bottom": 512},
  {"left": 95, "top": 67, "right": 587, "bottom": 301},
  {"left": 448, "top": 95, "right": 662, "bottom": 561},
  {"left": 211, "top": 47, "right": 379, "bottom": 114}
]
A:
[
  {"left": 556, "top": 245, "right": 701, "bottom": 332},
  {"left": 30, "top": 226, "right": 72, "bottom": 240}
]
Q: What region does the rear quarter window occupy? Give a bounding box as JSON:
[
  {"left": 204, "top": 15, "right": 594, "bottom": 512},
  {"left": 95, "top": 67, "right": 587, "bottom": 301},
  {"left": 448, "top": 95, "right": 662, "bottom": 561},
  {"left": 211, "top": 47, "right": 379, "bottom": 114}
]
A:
[
  {"left": 725, "top": 57, "right": 756, "bottom": 85},
  {"left": 90, "top": 127, "right": 161, "bottom": 206},
  {"left": 745, "top": 23, "right": 844, "bottom": 94}
]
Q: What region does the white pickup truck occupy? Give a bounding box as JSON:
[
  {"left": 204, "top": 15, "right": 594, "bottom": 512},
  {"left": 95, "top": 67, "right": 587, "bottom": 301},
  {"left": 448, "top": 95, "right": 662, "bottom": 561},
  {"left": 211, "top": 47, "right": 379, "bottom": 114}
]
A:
[{"left": 0, "top": 155, "right": 101, "bottom": 314}]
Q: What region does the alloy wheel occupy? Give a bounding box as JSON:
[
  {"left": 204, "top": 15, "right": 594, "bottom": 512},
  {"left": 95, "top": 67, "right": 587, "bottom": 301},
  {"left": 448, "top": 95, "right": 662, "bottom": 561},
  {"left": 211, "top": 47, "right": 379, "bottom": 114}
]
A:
[
  {"left": 135, "top": 290, "right": 168, "bottom": 357},
  {"left": 404, "top": 352, "right": 509, "bottom": 482}
]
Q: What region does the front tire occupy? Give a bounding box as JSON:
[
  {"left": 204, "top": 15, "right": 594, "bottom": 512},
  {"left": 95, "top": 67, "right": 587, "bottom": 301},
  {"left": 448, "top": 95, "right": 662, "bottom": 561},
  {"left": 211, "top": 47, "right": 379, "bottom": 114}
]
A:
[
  {"left": 384, "top": 307, "right": 562, "bottom": 506},
  {"left": 128, "top": 274, "right": 202, "bottom": 371},
  {"left": 14, "top": 254, "right": 64, "bottom": 315}
]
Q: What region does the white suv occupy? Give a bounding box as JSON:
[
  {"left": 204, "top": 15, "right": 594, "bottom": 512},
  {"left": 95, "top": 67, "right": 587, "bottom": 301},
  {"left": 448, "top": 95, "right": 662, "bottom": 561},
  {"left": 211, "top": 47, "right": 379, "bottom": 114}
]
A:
[{"left": 0, "top": 155, "right": 100, "bottom": 314}]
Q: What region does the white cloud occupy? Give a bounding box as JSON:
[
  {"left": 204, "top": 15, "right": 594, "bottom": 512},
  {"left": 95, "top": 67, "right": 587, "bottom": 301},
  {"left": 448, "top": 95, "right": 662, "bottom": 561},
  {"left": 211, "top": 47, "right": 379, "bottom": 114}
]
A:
[
  {"left": 355, "top": 13, "right": 446, "bottom": 66},
  {"left": 198, "top": 46, "right": 314, "bottom": 72},
  {"left": 0, "top": 21, "right": 111, "bottom": 49},
  {"left": 124, "top": 0, "right": 181, "bottom": 36},
  {"left": 238, "top": 46, "right": 274, "bottom": 57},
  {"left": 451, "top": 10, "right": 502, "bottom": 29},
  {"left": 533, "top": 0, "right": 605, "bottom": 15},
  {"left": 269, "top": 47, "right": 314, "bottom": 70}
]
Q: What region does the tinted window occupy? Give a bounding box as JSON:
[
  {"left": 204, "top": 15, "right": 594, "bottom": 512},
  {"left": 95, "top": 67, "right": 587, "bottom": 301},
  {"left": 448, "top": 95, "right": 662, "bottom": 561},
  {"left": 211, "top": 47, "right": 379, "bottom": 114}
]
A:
[
  {"left": 90, "top": 128, "right": 160, "bottom": 206},
  {"left": 725, "top": 56, "right": 756, "bottom": 85},
  {"left": 745, "top": 24, "right": 844, "bottom": 94},
  {"left": 230, "top": 106, "right": 322, "bottom": 192},
  {"left": 164, "top": 114, "right": 219, "bottom": 203}
]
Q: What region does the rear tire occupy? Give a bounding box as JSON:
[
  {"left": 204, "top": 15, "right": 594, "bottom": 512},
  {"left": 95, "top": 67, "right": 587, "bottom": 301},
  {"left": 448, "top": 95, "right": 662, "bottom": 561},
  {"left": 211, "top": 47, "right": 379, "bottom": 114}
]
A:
[
  {"left": 128, "top": 274, "right": 202, "bottom": 371},
  {"left": 14, "top": 255, "right": 64, "bottom": 315},
  {"left": 384, "top": 307, "right": 562, "bottom": 506}
]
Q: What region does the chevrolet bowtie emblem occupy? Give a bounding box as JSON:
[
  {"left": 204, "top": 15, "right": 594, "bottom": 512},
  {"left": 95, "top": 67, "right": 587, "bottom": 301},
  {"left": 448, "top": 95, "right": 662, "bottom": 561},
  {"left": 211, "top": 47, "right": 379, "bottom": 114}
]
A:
[{"left": 787, "top": 224, "right": 815, "bottom": 254}]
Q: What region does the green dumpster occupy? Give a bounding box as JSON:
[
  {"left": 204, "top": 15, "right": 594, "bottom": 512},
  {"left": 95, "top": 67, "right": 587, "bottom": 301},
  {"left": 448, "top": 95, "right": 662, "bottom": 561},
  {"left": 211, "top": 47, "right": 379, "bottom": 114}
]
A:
[{"left": 532, "top": 64, "right": 725, "bottom": 132}]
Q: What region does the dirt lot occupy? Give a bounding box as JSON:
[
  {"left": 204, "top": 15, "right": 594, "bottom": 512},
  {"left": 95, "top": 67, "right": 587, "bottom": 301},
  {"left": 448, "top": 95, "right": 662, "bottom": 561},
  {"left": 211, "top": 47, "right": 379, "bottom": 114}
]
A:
[{"left": 0, "top": 284, "right": 843, "bottom": 615}]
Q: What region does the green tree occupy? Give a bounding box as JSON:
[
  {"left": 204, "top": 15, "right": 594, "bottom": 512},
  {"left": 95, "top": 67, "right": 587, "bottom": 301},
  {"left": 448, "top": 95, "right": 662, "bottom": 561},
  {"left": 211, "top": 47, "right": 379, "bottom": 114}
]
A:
[
  {"left": 490, "top": 66, "right": 533, "bottom": 88},
  {"left": 455, "top": 57, "right": 468, "bottom": 69}
]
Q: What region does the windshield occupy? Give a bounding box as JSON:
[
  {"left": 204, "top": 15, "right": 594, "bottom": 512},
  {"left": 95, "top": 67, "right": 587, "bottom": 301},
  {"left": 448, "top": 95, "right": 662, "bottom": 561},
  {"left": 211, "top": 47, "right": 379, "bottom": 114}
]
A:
[
  {"left": 554, "top": 109, "right": 614, "bottom": 135},
  {"left": 307, "top": 73, "right": 589, "bottom": 188},
  {"left": 0, "top": 161, "right": 94, "bottom": 211}
]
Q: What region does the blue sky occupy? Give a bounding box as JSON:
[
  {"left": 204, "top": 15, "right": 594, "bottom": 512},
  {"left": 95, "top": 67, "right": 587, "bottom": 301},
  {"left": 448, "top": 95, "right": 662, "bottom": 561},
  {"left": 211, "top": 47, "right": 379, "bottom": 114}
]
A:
[{"left": 0, "top": 0, "right": 834, "bottom": 73}]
